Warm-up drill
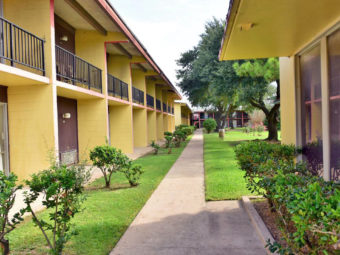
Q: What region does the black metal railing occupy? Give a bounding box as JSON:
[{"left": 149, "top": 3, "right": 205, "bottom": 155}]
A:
[
  {"left": 168, "top": 105, "right": 171, "bottom": 113},
  {"left": 56, "top": 45, "right": 102, "bottom": 92},
  {"left": 107, "top": 74, "right": 129, "bottom": 100},
  {"left": 172, "top": 107, "right": 174, "bottom": 114},
  {"left": 163, "top": 103, "right": 167, "bottom": 112},
  {"left": 132, "top": 86, "right": 144, "bottom": 105},
  {"left": 146, "top": 94, "right": 154, "bottom": 108},
  {"left": 156, "top": 99, "right": 161, "bottom": 111},
  {"left": 0, "top": 17, "right": 45, "bottom": 75}
]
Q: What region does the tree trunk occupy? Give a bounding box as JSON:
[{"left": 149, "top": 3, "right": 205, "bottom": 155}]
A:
[
  {"left": 267, "top": 117, "right": 278, "bottom": 141},
  {"left": 1, "top": 239, "right": 10, "bottom": 255}
]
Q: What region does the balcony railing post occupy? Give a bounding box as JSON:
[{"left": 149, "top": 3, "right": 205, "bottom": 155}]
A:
[
  {"left": 88, "top": 64, "right": 91, "bottom": 90},
  {"left": 9, "top": 22, "right": 13, "bottom": 67},
  {"left": 72, "top": 54, "right": 76, "bottom": 85},
  {"left": 120, "top": 81, "right": 123, "bottom": 99},
  {"left": 41, "top": 40, "right": 45, "bottom": 76}
]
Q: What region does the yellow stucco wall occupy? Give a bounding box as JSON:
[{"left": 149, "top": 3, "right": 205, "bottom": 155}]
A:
[
  {"left": 109, "top": 105, "right": 133, "bottom": 153},
  {"left": 133, "top": 109, "right": 147, "bottom": 147},
  {"left": 156, "top": 112, "right": 164, "bottom": 140},
  {"left": 77, "top": 99, "right": 107, "bottom": 160},
  {"left": 147, "top": 111, "right": 156, "bottom": 144},
  {"left": 163, "top": 114, "right": 169, "bottom": 132},
  {"left": 8, "top": 85, "right": 55, "bottom": 181},
  {"left": 279, "top": 57, "right": 297, "bottom": 145},
  {"left": 174, "top": 104, "right": 181, "bottom": 126}
]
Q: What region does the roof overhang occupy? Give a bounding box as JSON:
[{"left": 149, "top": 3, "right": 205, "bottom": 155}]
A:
[
  {"left": 219, "top": 0, "right": 340, "bottom": 60},
  {"left": 175, "top": 101, "right": 193, "bottom": 113}
]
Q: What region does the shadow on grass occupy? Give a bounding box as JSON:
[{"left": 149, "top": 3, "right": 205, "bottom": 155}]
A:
[{"left": 86, "top": 183, "right": 133, "bottom": 191}]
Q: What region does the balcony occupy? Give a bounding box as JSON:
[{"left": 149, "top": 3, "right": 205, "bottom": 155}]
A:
[
  {"left": 132, "top": 86, "right": 144, "bottom": 105},
  {"left": 107, "top": 74, "right": 129, "bottom": 101},
  {"left": 0, "top": 17, "right": 45, "bottom": 75},
  {"left": 168, "top": 105, "right": 171, "bottom": 113},
  {"left": 56, "top": 45, "right": 102, "bottom": 93},
  {"left": 156, "top": 99, "right": 161, "bottom": 111},
  {"left": 146, "top": 94, "right": 154, "bottom": 108},
  {"left": 163, "top": 103, "right": 167, "bottom": 112}
]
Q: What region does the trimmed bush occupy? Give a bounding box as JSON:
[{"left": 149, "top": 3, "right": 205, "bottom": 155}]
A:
[
  {"left": 24, "top": 163, "right": 90, "bottom": 255},
  {"left": 203, "top": 118, "right": 217, "bottom": 133},
  {"left": 0, "top": 172, "right": 24, "bottom": 255},
  {"left": 90, "top": 145, "right": 130, "bottom": 188},
  {"left": 234, "top": 141, "right": 340, "bottom": 254},
  {"left": 120, "top": 163, "right": 144, "bottom": 187},
  {"left": 150, "top": 140, "right": 160, "bottom": 155}
]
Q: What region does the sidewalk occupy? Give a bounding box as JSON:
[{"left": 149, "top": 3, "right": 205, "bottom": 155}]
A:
[{"left": 111, "top": 130, "right": 266, "bottom": 255}]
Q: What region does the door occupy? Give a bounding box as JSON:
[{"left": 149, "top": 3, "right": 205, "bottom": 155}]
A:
[{"left": 57, "top": 97, "right": 78, "bottom": 165}]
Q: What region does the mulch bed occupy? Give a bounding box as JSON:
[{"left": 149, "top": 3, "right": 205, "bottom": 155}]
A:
[{"left": 252, "top": 199, "right": 286, "bottom": 247}]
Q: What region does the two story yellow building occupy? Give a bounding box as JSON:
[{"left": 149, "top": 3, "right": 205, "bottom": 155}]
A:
[
  {"left": 174, "top": 101, "right": 192, "bottom": 126},
  {"left": 0, "top": 0, "right": 180, "bottom": 180},
  {"left": 219, "top": 0, "right": 340, "bottom": 181}
]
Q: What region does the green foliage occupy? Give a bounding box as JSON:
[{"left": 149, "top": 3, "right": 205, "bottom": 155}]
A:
[
  {"left": 176, "top": 18, "right": 239, "bottom": 129},
  {"left": 0, "top": 172, "right": 24, "bottom": 255},
  {"left": 119, "top": 163, "right": 144, "bottom": 187},
  {"left": 234, "top": 141, "right": 340, "bottom": 254},
  {"left": 234, "top": 141, "right": 297, "bottom": 194},
  {"left": 164, "top": 132, "right": 173, "bottom": 149},
  {"left": 233, "top": 58, "right": 280, "bottom": 141},
  {"left": 203, "top": 118, "right": 217, "bottom": 133},
  {"left": 90, "top": 145, "right": 130, "bottom": 188},
  {"left": 24, "top": 163, "right": 90, "bottom": 255},
  {"left": 150, "top": 141, "right": 160, "bottom": 155}
]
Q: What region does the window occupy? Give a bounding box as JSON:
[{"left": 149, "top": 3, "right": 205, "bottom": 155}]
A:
[
  {"left": 327, "top": 28, "right": 340, "bottom": 181},
  {"left": 300, "top": 45, "right": 323, "bottom": 176}
]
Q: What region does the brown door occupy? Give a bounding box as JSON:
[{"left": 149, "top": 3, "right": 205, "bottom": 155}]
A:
[{"left": 58, "top": 97, "right": 78, "bottom": 165}]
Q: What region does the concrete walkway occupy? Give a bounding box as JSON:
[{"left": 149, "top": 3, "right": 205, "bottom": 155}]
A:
[{"left": 111, "top": 130, "right": 266, "bottom": 255}]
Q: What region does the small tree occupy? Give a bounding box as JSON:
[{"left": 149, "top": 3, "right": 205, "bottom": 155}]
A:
[
  {"left": 164, "top": 132, "right": 173, "bottom": 148},
  {"left": 173, "top": 130, "right": 186, "bottom": 147},
  {"left": 90, "top": 145, "right": 130, "bottom": 188},
  {"left": 120, "top": 162, "right": 144, "bottom": 187},
  {"left": 150, "top": 141, "right": 160, "bottom": 155},
  {"left": 0, "top": 172, "right": 25, "bottom": 255},
  {"left": 203, "top": 118, "right": 217, "bottom": 133},
  {"left": 24, "top": 163, "right": 90, "bottom": 255}
]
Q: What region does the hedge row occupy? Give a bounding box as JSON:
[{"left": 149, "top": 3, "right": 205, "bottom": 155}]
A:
[{"left": 234, "top": 141, "right": 340, "bottom": 255}]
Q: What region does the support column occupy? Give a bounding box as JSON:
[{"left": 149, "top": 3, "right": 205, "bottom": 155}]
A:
[{"left": 109, "top": 105, "right": 133, "bottom": 153}]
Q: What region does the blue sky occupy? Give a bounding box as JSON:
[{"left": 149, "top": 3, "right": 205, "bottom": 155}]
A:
[{"left": 109, "top": 0, "right": 230, "bottom": 99}]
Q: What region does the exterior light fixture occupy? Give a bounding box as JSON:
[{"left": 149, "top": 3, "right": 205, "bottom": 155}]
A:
[
  {"left": 62, "top": 113, "right": 71, "bottom": 119},
  {"left": 240, "top": 23, "right": 254, "bottom": 31},
  {"left": 60, "top": 35, "right": 68, "bottom": 42}
]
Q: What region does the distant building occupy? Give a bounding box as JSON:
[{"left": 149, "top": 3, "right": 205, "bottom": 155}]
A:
[{"left": 192, "top": 110, "right": 249, "bottom": 128}]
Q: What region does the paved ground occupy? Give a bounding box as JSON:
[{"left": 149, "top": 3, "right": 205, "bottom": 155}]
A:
[
  {"left": 111, "top": 130, "right": 266, "bottom": 255},
  {"left": 10, "top": 143, "right": 163, "bottom": 220}
]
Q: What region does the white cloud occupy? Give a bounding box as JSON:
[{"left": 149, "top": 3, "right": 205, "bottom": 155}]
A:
[{"left": 109, "top": 0, "right": 230, "bottom": 105}]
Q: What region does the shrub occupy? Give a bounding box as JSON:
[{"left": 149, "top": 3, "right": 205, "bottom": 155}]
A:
[
  {"left": 164, "top": 132, "right": 173, "bottom": 148},
  {"left": 249, "top": 110, "right": 265, "bottom": 126},
  {"left": 90, "top": 145, "right": 130, "bottom": 188},
  {"left": 173, "top": 130, "right": 186, "bottom": 147},
  {"left": 150, "top": 140, "right": 160, "bottom": 155},
  {"left": 120, "top": 163, "right": 144, "bottom": 187},
  {"left": 235, "top": 141, "right": 340, "bottom": 254},
  {"left": 0, "top": 172, "right": 25, "bottom": 255},
  {"left": 203, "top": 118, "right": 217, "bottom": 133},
  {"left": 234, "top": 141, "right": 297, "bottom": 194},
  {"left": 24, "top": 163, "right": 90, "bottom": 255}
]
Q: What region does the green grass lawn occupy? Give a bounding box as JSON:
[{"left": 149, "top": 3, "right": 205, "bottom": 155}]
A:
[
  {"left": 8, "top": 138, "right": 191, "bottom": 255},
  {"left": 204, "top": 129, "right": 279, "bottom": 200}
]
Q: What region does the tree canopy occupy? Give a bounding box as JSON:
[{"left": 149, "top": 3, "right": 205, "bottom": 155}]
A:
[
  {"left": 176, "top": 18, "right": 280, "bottom": 140},
  {"left": 176, "top": 18, "right": 239, "bottom": 129}
]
